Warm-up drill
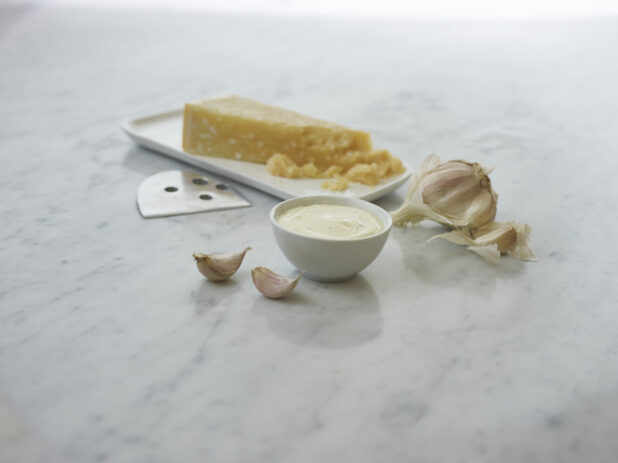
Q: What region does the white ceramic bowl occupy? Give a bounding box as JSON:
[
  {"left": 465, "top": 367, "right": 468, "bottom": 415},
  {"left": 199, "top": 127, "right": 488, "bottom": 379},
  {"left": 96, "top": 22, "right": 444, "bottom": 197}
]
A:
[{"left": 270, "top": 195, "right": 392, "bottom": 282}]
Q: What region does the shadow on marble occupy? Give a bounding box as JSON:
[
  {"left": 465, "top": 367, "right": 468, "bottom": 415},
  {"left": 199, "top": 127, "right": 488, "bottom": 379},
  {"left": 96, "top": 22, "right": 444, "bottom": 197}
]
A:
[
  {"left": 0, "top": 3, "right": 37, "bottom": 40},
  {"left": 473, "top": 388, "right": 618, "bottom": 462},
  {"left": 192, "top": 279, "right": 240, "bottom": 315},
  {"left": 391, "top": 225, "right": 526, "bottom": 294},
  {"left": 122, "top": 145, "right": 188, "bottom": 176},
  {"left": 252, "top": 275, "right": 383, "bottom": 350},
  {"left": 373, "top": 191, "right": 405, "bottom": 213}
]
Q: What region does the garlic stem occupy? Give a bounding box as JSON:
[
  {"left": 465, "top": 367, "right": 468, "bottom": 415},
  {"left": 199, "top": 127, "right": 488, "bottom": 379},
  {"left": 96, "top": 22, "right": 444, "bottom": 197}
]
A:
[{"left": 390, "top": 154, "right": 442, "bottom": 225}]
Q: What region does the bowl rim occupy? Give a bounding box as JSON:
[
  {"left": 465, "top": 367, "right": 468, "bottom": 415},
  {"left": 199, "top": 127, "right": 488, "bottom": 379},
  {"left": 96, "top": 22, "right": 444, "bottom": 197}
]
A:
[{"left": 269, "top": 195, "right": 393, "bottom": 243}]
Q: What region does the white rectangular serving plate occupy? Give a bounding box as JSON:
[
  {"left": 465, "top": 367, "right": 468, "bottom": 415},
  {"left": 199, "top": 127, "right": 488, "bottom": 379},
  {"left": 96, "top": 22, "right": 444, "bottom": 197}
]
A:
[{"left": 122, "top": 109, "right": 411, "bottom": 201}]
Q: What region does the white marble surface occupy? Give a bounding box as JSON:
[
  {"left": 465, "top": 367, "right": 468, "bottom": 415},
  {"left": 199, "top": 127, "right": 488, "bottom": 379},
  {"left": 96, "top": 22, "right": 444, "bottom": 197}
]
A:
[{"left": 1, "top": 4, "right": 618, "bottom": 463}]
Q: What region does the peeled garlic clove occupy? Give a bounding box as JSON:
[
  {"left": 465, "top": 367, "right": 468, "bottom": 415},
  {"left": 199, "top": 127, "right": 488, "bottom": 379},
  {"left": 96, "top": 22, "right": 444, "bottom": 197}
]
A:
[
  {"left": 193, "top": 247, "right": 251, "bottom": 282},
  {"left": 429, "top": 221, "right": 535, "bottom": 262},
  {"left": 390, "top": 155, "right": 498, "bottom": 229},
  {"left": 251, "top": 267, "right": 301, "bottom": 299}
]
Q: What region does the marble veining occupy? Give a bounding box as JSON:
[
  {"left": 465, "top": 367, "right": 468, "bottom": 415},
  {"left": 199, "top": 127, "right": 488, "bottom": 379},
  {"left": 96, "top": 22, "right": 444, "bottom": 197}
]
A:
[{"left": 1, "top": 3, "right": 618, "bottom": 463}]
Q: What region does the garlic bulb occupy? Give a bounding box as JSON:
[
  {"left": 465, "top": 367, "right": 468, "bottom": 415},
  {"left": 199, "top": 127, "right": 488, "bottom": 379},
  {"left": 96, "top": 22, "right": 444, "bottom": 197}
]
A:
[
  {"left": 251, "top": 267, "right": 301, "bottom": 298},
  {"left": 390, "top": 154, "right": 497, "bottom": 229},
  {"left": 429, "top": 221, "right": 536, "bottom": 263},
  {"left": 193, "top": 247, "right": 251, "bottom": 282}
]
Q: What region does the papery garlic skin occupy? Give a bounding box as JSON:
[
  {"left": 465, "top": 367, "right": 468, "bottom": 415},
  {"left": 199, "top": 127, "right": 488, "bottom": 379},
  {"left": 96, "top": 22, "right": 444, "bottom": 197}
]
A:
[
  {"left": 429, "top": 221, "right": 535, "bottom": 262},
  {"left": 509, "top": 222, "right": 536, "bottom": 261},
  {"left": 431, "top": 222, "right": 517, "bottom": 252},
  {"left": 390, "top": 154, "right": 497, "bottom": 229},
  {"left": 251, "top": 267, "right": 301, "bottom": 298},
  {"left": 467, "top": 244, "right": 501, "bottom": 264},
  {"left": 193, "top": 247, "right": 251, "bottom": 282}
]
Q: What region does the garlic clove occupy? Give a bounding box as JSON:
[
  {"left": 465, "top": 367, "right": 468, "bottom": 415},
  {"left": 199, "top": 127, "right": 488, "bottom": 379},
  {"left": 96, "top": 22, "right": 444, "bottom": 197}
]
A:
[
  {"left": 390, "top": 155, "right": 498, "bottom": 229},
  {"left": 429, "top": 221, "right": 535, "bottom": 262},
  {"left": 420, "top": 160, "right": 497, "bottom": 228},
  {"left": 193, "top": 247, "right": 251, "bottom": 282},
  {"left": 251, "top": 267, "right": 301, "bottom": 298}
]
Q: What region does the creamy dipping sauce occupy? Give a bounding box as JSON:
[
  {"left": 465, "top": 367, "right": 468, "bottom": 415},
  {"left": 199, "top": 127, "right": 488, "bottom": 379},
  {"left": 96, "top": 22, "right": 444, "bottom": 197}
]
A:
[{"left": 277, "top": 204, "right": 383, "bottom": 240}]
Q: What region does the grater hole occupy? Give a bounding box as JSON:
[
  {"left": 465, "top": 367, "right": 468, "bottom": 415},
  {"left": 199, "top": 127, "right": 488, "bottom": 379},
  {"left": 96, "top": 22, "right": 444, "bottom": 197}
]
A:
[
  {"left": 192, "top": 178, "right": 209, "bottom": 185},
  {"left": 164, "top": 186, "right": 178, "bottom": 192},
  {"left": 216, "top": 183, "right": 228, "bottom": 190},
  {"left": 199, "top": 194, "right": 213, "bottom": 200}
]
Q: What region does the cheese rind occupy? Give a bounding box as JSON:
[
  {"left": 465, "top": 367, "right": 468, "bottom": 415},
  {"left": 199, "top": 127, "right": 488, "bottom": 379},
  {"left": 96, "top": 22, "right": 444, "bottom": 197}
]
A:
[{"left": 183, "top": 95, "right": 372, "bottom": 168}]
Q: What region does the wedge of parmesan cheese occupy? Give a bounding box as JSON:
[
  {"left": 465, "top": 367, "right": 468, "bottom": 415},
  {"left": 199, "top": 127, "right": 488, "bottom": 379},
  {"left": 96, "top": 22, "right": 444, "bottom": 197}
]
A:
[{"left": 182, "top": 95, "right": 404, "bottom": 188}]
